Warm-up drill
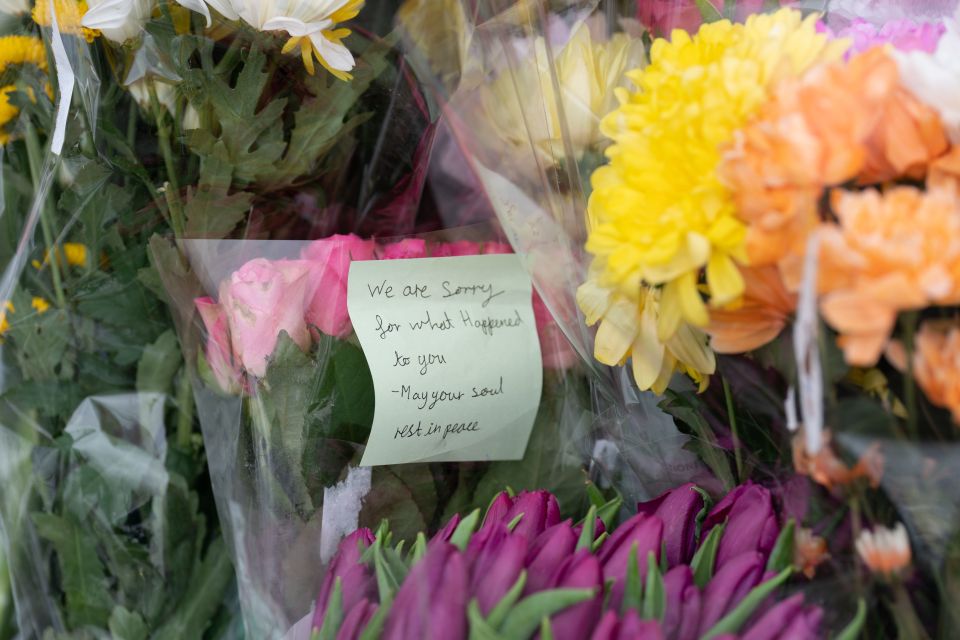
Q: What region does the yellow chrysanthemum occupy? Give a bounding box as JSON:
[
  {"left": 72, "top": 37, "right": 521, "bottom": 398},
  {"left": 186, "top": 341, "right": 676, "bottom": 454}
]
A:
[
  {"left": 580, "top": 9, "right": 847, "bottom": 391},
  {"left": 31, "top": 297, "right": 50, "bottom": 314},
  {"left": 0, "top": 85, "right": 19, "bottom": 145},
  {"left": 32, "top": 0, "right": 99, "bottom": 42},
  {"left": 32, "top": 242, "right": 89, "bottom": 269},
  {"left": 0, "top": 35, "right": 49, "bottom": 74},
  {"left": 0, "top": 301, "right": 13, "bottom": 336}
]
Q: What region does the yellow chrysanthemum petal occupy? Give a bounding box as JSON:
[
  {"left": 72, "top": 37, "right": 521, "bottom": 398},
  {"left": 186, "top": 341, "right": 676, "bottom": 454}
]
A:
[
  {"left": 0, "top": 35, "right": 48, "bottom": 74},
  {"left": 31, "top": 297, "right": 50, "bottom": 314},
  {"left": 32, "top": 0, "right": 99, "bottom": 42}
]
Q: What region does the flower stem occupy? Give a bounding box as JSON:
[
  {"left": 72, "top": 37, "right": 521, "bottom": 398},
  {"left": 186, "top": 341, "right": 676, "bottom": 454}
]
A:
[
  {"left": 891, "top": 581, "right": 931, "bottom": 640},
  {"left": 23, "top": 121, "right": 66, "bottom": 309},
  {"left": 175, "top": 367, "right": 194, "bottom": 450},
  {"left": 149, "top": 83, "right": 185, "bottom": 238},
  {"left": 722, "top": 377, "right": 744, "bottom": 482}
]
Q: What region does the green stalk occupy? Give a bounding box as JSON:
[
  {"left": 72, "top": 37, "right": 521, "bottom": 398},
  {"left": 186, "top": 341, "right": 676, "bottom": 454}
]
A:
[
  {"left": 149, "top": 82, "right": 185, "bottom": 238},
  {"left": 23, "top": 121, "right": 66, "bottom": 309},
  {"left": 175, "top": 367, "right": 194, "bottom": 450},
  {"left": 722, "top": 378, "right": 744, "bottom": 482}
]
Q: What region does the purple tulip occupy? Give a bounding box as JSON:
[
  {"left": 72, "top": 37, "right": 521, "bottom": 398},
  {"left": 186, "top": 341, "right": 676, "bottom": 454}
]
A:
[
  {"left": 697, "top": 552, "right": 766, "bottom": 636},
  {"left": 382, "top": 543, "right": 467, "bottom": 640},
  {"left": 591, "top": 610, "right": 665, "bottom": 639},
  {"left": 703, "top": 483, "right": 780, "bottom": 569},
  {"left": 663, "top": 566, "right": 702, "bottom": 640},
  {"left": 432, "top": 514, "right": 461, "bottom": 544},
  {"left": 336, "top": 599, "right": 377, "bottom": 640},
  {"left": 637, "top": 483, "right": 704, "bottom": 567},
  {"left": 741, "top": 594, "right": 823, "bottom": 640},
  {"left": 596, "top": 513, "right": 664, "bottom": 610},
  {"left": 525, "top": 521, "right": 578, "bottom": 594},
  {"left": 546, "top": 549, "right": 604, "bottom": 640},
  {"left": 469, "top": 525, "right": 527, "bottom": 615},
  {"left": 503, "top": 490, "right": 562, "bottom": 540},
  {"left": 480, "top": 492, "right": 515, "bottom": 532},
  {"left": 313, "top": 529, "right": 376, "bottom": 632}
]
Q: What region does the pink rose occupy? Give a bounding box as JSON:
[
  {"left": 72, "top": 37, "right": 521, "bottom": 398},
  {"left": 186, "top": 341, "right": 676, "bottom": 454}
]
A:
[
  {"left": 195, "top": 296, "right": 242, "bottom": 393},
  {"left": 219, "top": 258, "right": 314, "bottom": 377},
  {"left": 301, "top": 234, "right": 376, "bottom": 338},
  {"left": 533, "top": 293, "right": 578, "bottom": 371},
  {"left": 378, "top": 239, "right": 427, "bottom": 260},
  {"left": 432, "top": 241, "right": 481, "bottom": 257}
]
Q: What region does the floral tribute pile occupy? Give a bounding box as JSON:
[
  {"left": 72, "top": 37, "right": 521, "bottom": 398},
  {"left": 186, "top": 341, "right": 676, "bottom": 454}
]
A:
[{"left": 303, "top": 485, "right": 865, "bottom": 640}]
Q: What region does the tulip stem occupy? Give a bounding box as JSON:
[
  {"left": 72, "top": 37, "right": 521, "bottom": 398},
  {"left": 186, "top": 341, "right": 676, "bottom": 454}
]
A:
[{"left": 722, "top": 378, "right": 744, "bottom": 482}]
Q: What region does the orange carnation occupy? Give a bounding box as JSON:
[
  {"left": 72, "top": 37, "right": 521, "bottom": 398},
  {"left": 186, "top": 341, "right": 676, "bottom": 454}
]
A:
[
  {"left": 707, "top": 265, "right": 796, "bottom": 353},
  {"left": 888, "top": 320, "right": 960, "bottom": 423},
  {"left": 817, "top": 186, "right": 960, "bottom": 366}
]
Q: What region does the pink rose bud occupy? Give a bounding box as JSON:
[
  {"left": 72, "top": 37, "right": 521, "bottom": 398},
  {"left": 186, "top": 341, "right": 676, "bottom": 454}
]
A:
[
  {"left": 378, "top": 239, "right": 427, "bottom": 260},
  {"left": 301, "top": 234, "right": 375, "bottom": 338},
  {"left": 195, "top": 296, "right": 242, "bottom": 393},
  {"left": 219, "top": 258, "right": 314, "bottom": 377}
]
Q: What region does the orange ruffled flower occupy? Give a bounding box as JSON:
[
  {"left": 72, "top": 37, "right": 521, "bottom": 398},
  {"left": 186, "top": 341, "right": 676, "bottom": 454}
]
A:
[
  {"left": 707, "top": 265, "right": 796, "bottom": 353},
  {"left": 794, "top": 527, "right": 829, "bottom": 579},
  {"left": 792, "top": 430, "right": 883, "bottom": 491},
  {"left": 817, "top": 186, "right": 960, "bottom": 366},
  {"left": 721, "top": 47, "right": 948, "bottom": 268},
  {"left": 888, "top": 320, "right": 960, "bottom": 423}
]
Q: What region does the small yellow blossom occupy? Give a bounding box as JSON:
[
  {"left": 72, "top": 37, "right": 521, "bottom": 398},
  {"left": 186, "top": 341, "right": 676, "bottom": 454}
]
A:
[
  {"left": 33, "top": 243, "right": 90, "bottom": 269},
  {"left": 31, "top": 297, "right": 50, "bottom": 314},
  {"left": 0, "top": 86, "right": 19, "bottom": 146},
  {"left": 0, "top": 301, "right": 12, "bottom": 336},
  {"left": 0, "top": 35, "right": 49, "bottom": 74},
  {"left": 32, "top": 0, "right": 99, "bottom": 43},
  {"left": 581, "top": 9, "right": 847, "bottom": 391}
]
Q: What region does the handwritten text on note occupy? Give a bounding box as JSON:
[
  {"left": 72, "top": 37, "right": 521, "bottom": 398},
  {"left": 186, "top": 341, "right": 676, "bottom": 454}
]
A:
[{"left": 348, "top": 255, "right": 543, "bottom": 466}]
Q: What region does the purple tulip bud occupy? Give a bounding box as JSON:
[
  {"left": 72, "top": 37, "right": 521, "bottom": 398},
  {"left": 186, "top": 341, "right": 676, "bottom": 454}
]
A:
[
  {"left": 432, "top": 514, "right": 461, "bottom": 544},
  {"left": 596, "top": 513, "right": 664, "bottom": 610},
  {"left": 336, "top": 599, "right": 377, "bottom": 640},
  {"left": 703, "top": 484, "right": 780, "bottom": 570},
  {"left": 741, "top": 594, "right": 823, "bottom": 640},
  {"left": 504, "top": 490, "right": 562, "bottom": 540},
  {"left": 479, "top": 492, "right": 515, "bottom": 533},
  {"left": 546, "top": 549, "right": 604, "bottom": 640},
  {"left": 573, "top": 517, "right": 607, "bottom": 541},
  {"left": 525, "top": 521, "right": 578, "bottom": 594},
  {"left": 591, "top": 610, "right": 665, "bottom": 640},
  {"left": 469, "top": 525, "right": 527, "bottom": 615},
  {"left": 663, "top": 566, "right": 702, "bottom": 640},
  {"left": 313, "top": 529, "right": 376, "bottom": 632},
  {"left": 382, "top": 543, "right": 468, "bottom": 640},
  {"left": 637, "top": 483, "right": 704, "bottom": 567},
  {"left": 697, "top": 552, "right": 766, "bottom": 637}
]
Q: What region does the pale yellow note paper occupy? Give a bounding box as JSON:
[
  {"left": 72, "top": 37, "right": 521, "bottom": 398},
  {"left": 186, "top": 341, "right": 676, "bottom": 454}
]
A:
[{"left": 348, "top": 254, "right": 543, "bottom": 466}]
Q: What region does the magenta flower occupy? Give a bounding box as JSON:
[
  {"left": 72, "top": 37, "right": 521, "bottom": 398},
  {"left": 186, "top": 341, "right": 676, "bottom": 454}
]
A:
[
  {"left": 301, "top": 234, "right": 375, "bottom": 338},
  {"left": 503, "top": 490, "right": 562, "bottom": 541},
  {"left": 663, "top": 566, "right": 701, "bottom": 640},
  {"left": 468, "top": 525, "right": 527, "bottom": 615},
  {"left": 194, "top": 296, "right": 242, "bottom": 393},
  {"left": 382, "top": 543, "right": 467, "bottom": 640},
  {"left": 697, "top": 552, "right": 766, "bottom": 636},
  {"left": 591, "top": 610, "right": 664, "bottom": 640},
  {"left": 218, "top": 258, "right": 315, "bottom": 376},
  {"left": 312, "top": 529, "right": 376, "bottom": 633},
  {"left": 378, "top": 239, "right": 427, "bottom": 260},
  {"left": 336, "top": 599, "right": 377, "bottom": 640},
  {"left": 545, "top": 550, "right": 604, "bottom": 640},
  {"left": 596, "top": 513, "right": 664, "bottom": 610},
  {"left": 637, "top": 483, "right": 704, "bottom": 567},
  {"left": 431, "top": 241, "right": 480, "bottom": 257},
  {"left": 703, "top": 483, "right": 779, "bottom": 569},
  {"left": 525, "top": 521, "right": 578, "bottom": 594},
  {"left": 432, "top": 513, "right": 461, "bottom": 544},
  {"left": 741, "top": 593, "right": 823, "bottom": 640}
]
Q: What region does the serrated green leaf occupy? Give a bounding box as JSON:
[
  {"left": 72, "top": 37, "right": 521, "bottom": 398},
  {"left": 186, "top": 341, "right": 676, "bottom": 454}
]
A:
[
  {"left": 108, "top": 606, "right": 148, "bottom": 640},
  {"left": 691, "top": 523, "right": 725, "bottom": 589},
  {"left": 766, "top": 519, "right": 796, "bottom": 573},
  {"left": 451, "top": 509, "right": 481, "bottom": 551},
  {"left": 485, "top": 570, "right": 527, "bottom": 629},
  {"left": 137, "top": 330, "right": 181, "bottom": 393},
  {"left": 498, "top": 589, "right": 595, "bottom": 639},
  {"left": 182, "top": 142, "right": 253, "bottom": 238},
  {"left": 701, "top": 568, "right": 792, "bottom": 639},
  {"left": 641, "top": 551, "right": 665, "bottom": 621}
]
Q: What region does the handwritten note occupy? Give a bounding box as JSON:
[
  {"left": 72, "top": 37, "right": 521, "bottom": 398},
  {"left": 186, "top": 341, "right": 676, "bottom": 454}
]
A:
[{"left": 348, "top": 255, "right": 543, "bottom": 466}]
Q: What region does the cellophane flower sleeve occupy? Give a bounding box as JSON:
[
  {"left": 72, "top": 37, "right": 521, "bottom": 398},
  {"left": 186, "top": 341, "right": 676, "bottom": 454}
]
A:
[{"left": 411, "top": 0, "right": 960, "bottom": 638}]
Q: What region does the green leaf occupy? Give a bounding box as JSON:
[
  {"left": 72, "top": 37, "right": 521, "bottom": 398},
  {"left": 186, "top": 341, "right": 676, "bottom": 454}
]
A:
[
  {"left": 540, "top": 617, "right": 554, "bottom": 640},
  {"left": 316, "top": 578, "right": 344, "bottom": 640},
  {"left": 591, "top": 532, "right": 608, "bottom": 553},
  {"left": 137, "top": 330, "right": 181, "bottom": 393},
  {"left": 357, "top": 602, "right": 388, "bottom": 640},
  {"left": 182, "top": 143, "right": 253, "bottom": 238},
  {"left": 467, "top": 600, "right": 502, "bottom": 640},
  {"left": 451, "top": 509, "right": 481, "bottom": 551},
  {"left": 373, "top": 540, "right": 403, "bottom": 606},
  {"left": 621, "top": 544, "right": 643, "bottom": 614},
  {"left": 641, "top": 552, "right": 666, "bottom": 621},
  {"left": 659, "top": 391, "right": 735, "bottom": 491},
  {"left": 695, "top": 0, "right": 724, "bottom": 22},
  {"left": 152, "top": 538, "right": 235, "bottom": 640},
  {"left": 834, "top": 599, "right": 867, "bottom": 640},
  {"left": 485, "top": 570, "right": 527, "bottom": 629},
  {"left": 108, "top": 606, "right": 149, "bottom": 640},
  {"left": 409, "top": 532, "right": 427, "bottom": 565},
  {"left": 596, "top": 496, "right": 623, "bottom": 532},
  {"left": 691, "top": 523, "right": 725, "bottom": 589},
  {"left": 766, "top": 519, "right": 796, "bottom": 573},
  {"left": 32, "top": 513, "right": 113, "bottom": 628},
  {"left": 498, "top": 589, "right": 595, "bottom": 639},
  {"left": 701, "top": 568, "right": 793, "bottom": 639},
  {"left": 575, "top": 505, "right": 597, "bottom": 553}
]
